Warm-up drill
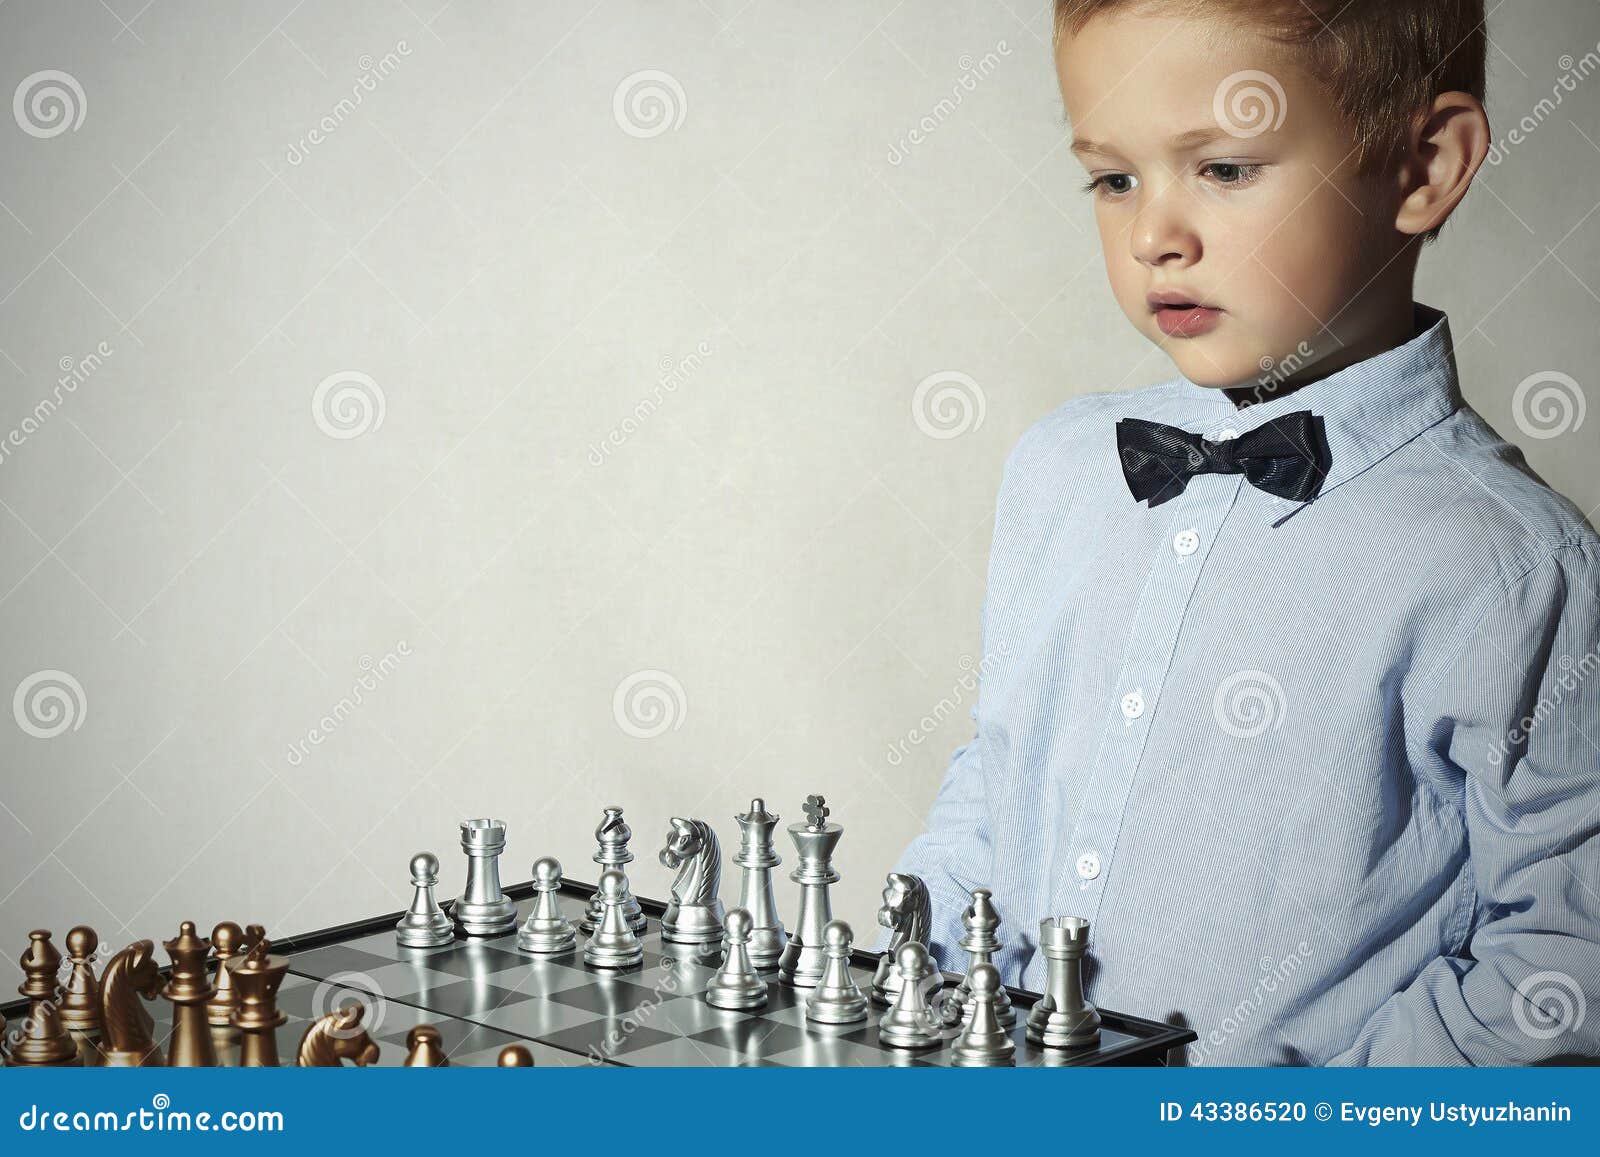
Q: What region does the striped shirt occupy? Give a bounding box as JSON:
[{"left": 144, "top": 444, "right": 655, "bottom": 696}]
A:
[{"left": 892, "top": 302, "right": 1600, "bottom": 1065}]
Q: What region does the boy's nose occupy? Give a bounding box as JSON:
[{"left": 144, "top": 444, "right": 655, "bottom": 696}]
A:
[{"left": 1130, "top": 192, "right": 1200, "bottom": 268}]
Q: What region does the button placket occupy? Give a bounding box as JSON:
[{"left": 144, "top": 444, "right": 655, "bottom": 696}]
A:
[{"left": 1046, "top": 474, "right": 1242, "bottom": 922}]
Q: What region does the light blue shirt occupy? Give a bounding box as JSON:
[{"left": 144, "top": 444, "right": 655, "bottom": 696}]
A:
[{"left": 893, "top": 303, "right": 1600, "bottom": 1065}]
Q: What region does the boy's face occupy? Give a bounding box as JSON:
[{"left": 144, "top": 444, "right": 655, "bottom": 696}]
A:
[{"left": 1057, "top": 10, "right": 1401, "bottom": 390}]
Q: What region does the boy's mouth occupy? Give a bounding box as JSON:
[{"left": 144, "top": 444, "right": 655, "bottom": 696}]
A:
[{"left": 1148, "top": 289, "right": 1223, "bottom": 338}]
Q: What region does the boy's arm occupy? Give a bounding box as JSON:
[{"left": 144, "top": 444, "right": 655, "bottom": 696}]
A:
[{"left": 1325, "top": 540, "right": 1600, "bottom": 1066}]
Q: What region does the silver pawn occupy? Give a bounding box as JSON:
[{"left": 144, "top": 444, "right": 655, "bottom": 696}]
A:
[
  {"left": 804, "top": 920, "right": 868, "bottom": 1025},
  {"left": 580, "top": 806, "right": 646, "bottom": 935},
  {"left": 732, "top": 799, "right": 787, "bottom": 970},
  {"left": 516, "top": 857, "right": 578, "bottom": 954},
  {"left": 704, "top": 908, "right": 768, "bottom": 1011},
  {"left": 395, "top": 851, "right": 455, "bottom": 948},
  {"left": 583, "top": 869, "right": 644, "bottom": 969},
  {"left": 944, "top": 888, "right": 1015, "bottom": 1028},
  {"left": 950, "top": 963, "right": 1015, "bottom": 1067},
  {"left": 877, "top": 942, "right": 943, "bottom": 1050},
  {"left": 453, "top": 818, "right": 519, "bottom": 936},
  {"left": 1026, "top": 915, "right": 1101, "bottom": 1049}
]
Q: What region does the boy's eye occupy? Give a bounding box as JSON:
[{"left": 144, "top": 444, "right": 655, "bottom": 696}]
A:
[
  {"left": 1201, "top": 161, "right": 1264, "bottom": 186},
  {"left": 1081, "top": 172, "right": 1137, "bottom": 198}
]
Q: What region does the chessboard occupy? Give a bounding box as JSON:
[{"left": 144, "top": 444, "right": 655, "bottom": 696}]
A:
[{"left": 156, "top": 876, "right": 1188, "bottom": 1068}]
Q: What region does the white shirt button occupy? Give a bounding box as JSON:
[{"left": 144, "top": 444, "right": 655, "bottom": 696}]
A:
[
  {"left": 1173, "top": 529, "right": 1200, "bottom": 556},
  {"left": 1121, "top": 690, "right": 1145, "bottom": 719},
  {"left": 1211, "top": 427, "right": 1239, "bottom": 441},
  {"left": 1076, "top": 851, "right": 1101, "bottom": 880}
]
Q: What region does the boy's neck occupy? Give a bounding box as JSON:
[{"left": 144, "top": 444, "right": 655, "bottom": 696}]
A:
[{"left": 1222, "top": 302, "right": 1421, "bottom": 411}]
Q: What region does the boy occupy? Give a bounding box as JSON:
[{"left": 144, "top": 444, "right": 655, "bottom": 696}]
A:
[{"left": 892, "top": 0, "right": 1600, "bottom": 1065}]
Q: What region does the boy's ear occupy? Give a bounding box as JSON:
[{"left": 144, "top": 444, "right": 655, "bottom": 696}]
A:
[{"left": 1394, "top": 92, "right": 1492, "bottom": 238}]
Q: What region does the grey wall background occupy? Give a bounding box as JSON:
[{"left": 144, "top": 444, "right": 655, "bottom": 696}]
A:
[{"left": 1, "top": 0, "right": 1597, "bottom": 974}]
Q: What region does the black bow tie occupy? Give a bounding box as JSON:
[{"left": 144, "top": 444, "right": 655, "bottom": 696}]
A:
[{"left": 1116, "top": 410, "right": 1330, "bottom": 508}]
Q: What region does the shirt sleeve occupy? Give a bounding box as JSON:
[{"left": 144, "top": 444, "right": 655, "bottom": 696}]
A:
[{"left": 1326, "top": 538, "right": 1600, "bottom": 1065}]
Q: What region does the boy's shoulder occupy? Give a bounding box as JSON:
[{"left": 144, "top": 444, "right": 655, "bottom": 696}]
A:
[{"left": 1000, "top": 378, "right": 1191, "bottom": 482}]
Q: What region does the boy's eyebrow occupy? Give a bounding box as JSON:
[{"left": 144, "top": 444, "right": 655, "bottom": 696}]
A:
[{"left": 1071, "top": 125, "right": 1245, "bottom": 158}]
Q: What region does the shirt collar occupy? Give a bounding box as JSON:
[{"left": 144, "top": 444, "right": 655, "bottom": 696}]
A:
[{"left": 1167, "top": 301, "right": 1463, "bottom": 496}]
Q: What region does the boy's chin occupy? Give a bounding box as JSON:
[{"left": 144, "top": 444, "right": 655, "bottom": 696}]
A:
[{"left": 1167, "top": 348, "right": 1263, "bottom": 391}]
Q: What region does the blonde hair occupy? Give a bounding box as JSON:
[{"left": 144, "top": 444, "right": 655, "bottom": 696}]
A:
[{"left": 1055, "top": 0, "right": 1486, "bottom": 187}]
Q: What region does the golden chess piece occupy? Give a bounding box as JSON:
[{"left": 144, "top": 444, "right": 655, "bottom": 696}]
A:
[
  {"left": 228, "top": 936, "right": 288, "bottom": 1068},
  {"left": 97, "top": 940, "right": 165, "bottom": 1067},
  {"left": 296, "top": 1002, "right": 379, "bottom": 1067},
  {"left": 6, "top": 930, "right": 80, "bottom": 1067},
  {"left": 58, "top": 925, "right": 104, "bottom": 1065},
  {"left": 207, "top": 922, "right": 245, "bottom": 1028},
  {"left": 497, "top": 1044, "right": 535, "bottom": 1067},
  {"left": 403, "top": 1023, "right": 448, "bottom": 1067},
  {"left": 163, "top": 922, "right": 217, "bottom": 1067}
]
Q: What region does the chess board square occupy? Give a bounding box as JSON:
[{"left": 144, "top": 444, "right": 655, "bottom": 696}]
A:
[
  {"left": 411, "top": 942, "right": 527, "bottom": 979},
  {"left": 647, "top": 994, "right": 756, "bottom": 1036},
  {"left": 277, "top": 970, "right": 399, "bottom": 1019},
  {"left": 468, "top": 995, "right": 614, "bottom": 1040},
  {"left": 687, "top": 1017, "right": 811, "bottom": 1056},
  {"left": 546, "top": 976, "right": 682, "bottom": 1017},
  {"left": 284, "top": 944, "right": 395, "bottom": 979},
  {"left": 537, "top": 1018, "right": 679, "bottom": 1060},
  {"left": 614, "top": 1036, "right": 787, "bottom": 1067},
  {"left": 353, "top": 960, "right": 466, "bottom": 1005},
  {"left": 404, "top": 978, "right": 536, "bottom": 1020},
  {"left": 762, "top": 1034, "right": 926, "bottom": 1068}
]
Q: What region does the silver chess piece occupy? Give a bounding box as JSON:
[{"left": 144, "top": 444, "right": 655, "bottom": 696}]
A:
[
  {"left": 943, "top": 888, "right": 1015, "bottom": 1028},
  {"left": 395, "top": 851, "right": 455, "bottom": 948},
  {"left": 777, "top": 794, "right": 842, "bottom": 988},
  {"left": 580, "top": 806, "right": 646, "bottom": 935},
  {"left": 804, "top": 919, "right": 868, "bottom": 1025},
  {"left": 453, "top": 819, "right": 518, "bottom": 936},
  {"left": 731, "top": 798, "right": 787, "bottom": 970},
  {"left": 516, "top": 857, "right": 578, "bottom": 954},
  {"left": 583, "top": 869, "right": 644, "bottom": 969},
  {"left": 950, "top": 963, "right": 1016, "bottom": 1067},
  {"left": 1026, "top": 915, "right": 1101, "bottom": 1049},
  {"left": 704, "top": 908, "right": 768, "bottom": 1011},
  {"left": 876, "top": 941, "right": 943, "bottom": 1050},
  {"left": 871, "top": 872, "right": 933, "bottom": 1006},
  {"left": 658, "top": 817, "right": 726, "bottom": 948}
]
